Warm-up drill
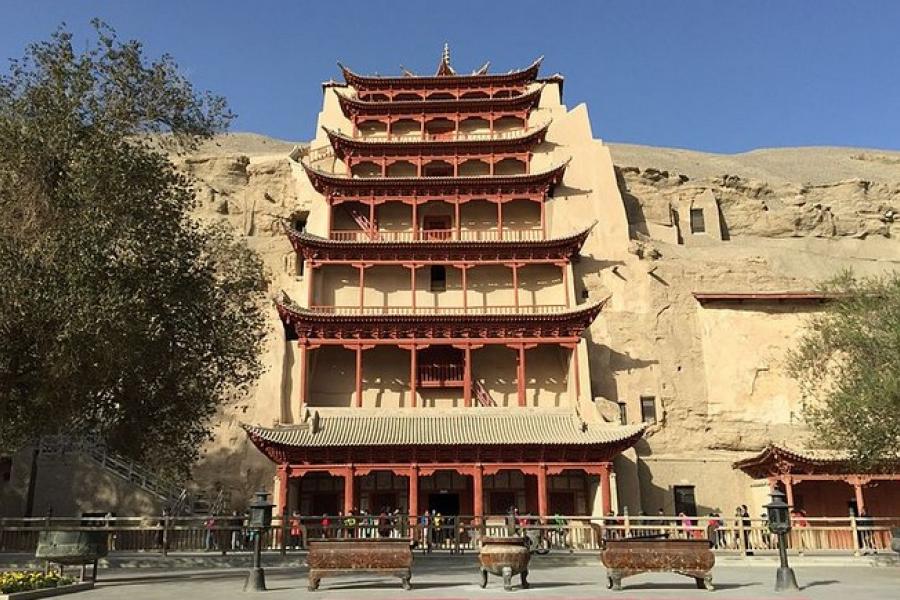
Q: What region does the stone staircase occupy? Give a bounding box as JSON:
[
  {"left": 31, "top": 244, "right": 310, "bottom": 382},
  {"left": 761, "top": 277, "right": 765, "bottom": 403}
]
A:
[{"left": 37, "top": 436, "right": 215, "bottom": 515}]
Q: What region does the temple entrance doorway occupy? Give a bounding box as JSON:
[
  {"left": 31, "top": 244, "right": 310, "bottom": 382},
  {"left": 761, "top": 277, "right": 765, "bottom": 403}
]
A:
[
  {"left": 311, "top": 493, "right": 340, "bottom": 516},
  {"left": 428, "top": 492, "right": 460, "bottom": 516},
  {"left": 371, "top": 492, "right": 399, "bottom": 513}
]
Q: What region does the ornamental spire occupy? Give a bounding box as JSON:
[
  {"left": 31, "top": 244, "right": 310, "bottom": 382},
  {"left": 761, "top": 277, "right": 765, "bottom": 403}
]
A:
[{"left": 436, "top": 42, "right": 456, "bottom": 76}]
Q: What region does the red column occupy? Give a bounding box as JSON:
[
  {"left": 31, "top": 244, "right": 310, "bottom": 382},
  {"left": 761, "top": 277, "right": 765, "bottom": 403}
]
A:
[
  {"left": 783, "top": 476, "right": 795, "bottom": 507},
  {"left": 463, "top": 345, "right": 472, "bottom": 407},
  {"left": 497, "top": 202, "right": 503, "bottom": 240},
  {"left": 561, "top": 262, "right": 569, "bottom": 307},
  {"left": 343, "top": 467, "right": 355, "bottom": 514},
  {"left": 454, "top": 201, "right": 461, "bottom": 239},
  {"left": 412, "top": 201, "right": 418, "bottom": 240},
  {"left": 517, "top": 344, "right": 526, "bottom": 407},
  {"left": 409, "top": 346, "right": 418, "bottom": 408},
  {"left": 461, "top": 265, "right": 468, "bottom": 311},
  {"left": 276, "top": 464, "right": 289, "bottom": 518},
  {"left": 852, "top": 478, "right": 867, "bottom": 514},
  {"left": 473, "top": 464, "right": 484, "bottom": 522},
  {"left": 511, "top": 264, "right": 519, "bottom": 309},
  {"left": 355, "top": 345, "right": 363, "bottom": 408},
  {"left": 369, "top": 200, "right": 376, "bottom": 232},
  {"left": 408, "top": 465, "right": 419, "bottom": 517},
  {"left": 600, "top": 463, "right": 612, "bottom": 515},
  {"left": 409, "top": 265, "right": 417, "bottom": 310},
  {"left": 572, "top": 344, "right": 581, "bottom": 403},
  {"left": 298, "top": 343, "right": 308, "bottom": 410},
  {"left": 537, "top": 464, "right": 548, "bottom": 518},
  {"left": 326, "top": 203, "right": 333, "bottom": 238},
  {"left": 306, "top": 262, "right": 315, "bottom": 307},
  {"left": 540, "top": 199, "right": 546, "bottom": 238},
  {"left": 357, "top": 264, "right": 366, "bottom": 308}
]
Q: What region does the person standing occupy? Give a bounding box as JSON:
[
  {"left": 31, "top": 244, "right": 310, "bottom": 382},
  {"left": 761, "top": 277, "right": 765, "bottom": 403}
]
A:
[
  {"left": 320, "top": 514, "right": 331, "bottom": 539},
  {"left": 204, "top": 515, "right": 217, "bottom": 551},
  {"left": 289, "top": 512, "right": 302, "bottom": 549},
  {"left": 791, "top": 508, "right": 809, "bottom": 554},
  {"left": 740, "top": 505, "right": 753, "bottom": 555},
  {"left": 706, "top": 512, "right": 720, "bottom": 547}
]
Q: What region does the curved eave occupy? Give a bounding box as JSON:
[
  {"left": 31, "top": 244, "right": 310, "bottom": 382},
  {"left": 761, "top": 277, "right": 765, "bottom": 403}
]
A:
[
  {"left": 301, "top": 159, "right": 569, "bottom": 194},
  {"left": 334, "top": 85, "right": 544, "bottom": 117},
  {"left": 286, "top": 222, "right": 594, "bottom": 257},
  {"left": 338, "top": 57, "right": 543, "bottom": 89},
  {"left": 276, "top": 297, "right": 604, "bottom": 327},
  {"left": 322, "top": 121, "right": 551, "bottom": 157}
]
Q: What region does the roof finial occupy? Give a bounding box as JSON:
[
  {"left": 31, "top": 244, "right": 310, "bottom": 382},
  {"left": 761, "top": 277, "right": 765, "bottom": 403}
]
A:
[{"left": 436, "top": 42, "right": 456, "bottom": 76}]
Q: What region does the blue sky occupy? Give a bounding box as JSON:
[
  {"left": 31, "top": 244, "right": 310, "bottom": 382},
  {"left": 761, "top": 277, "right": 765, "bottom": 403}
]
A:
[{"left": 2, "top": 1, "right": 898, "bottom": 153}]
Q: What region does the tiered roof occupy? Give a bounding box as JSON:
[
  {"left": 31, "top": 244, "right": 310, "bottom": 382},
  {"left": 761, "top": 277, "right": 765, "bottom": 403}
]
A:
[
  {"left": 334, "top": 85, "right": 544, "bottom": 117},
  {"left": 322, "top": 121, "right": 551, "bottom": 157},
  {"left": 244, "top": 408, "right": 645, "bottom": 464},
  {"left": 337, "top": 56, "right": 544, "bottom": 90},
  {"left": 301, "top": 160, "right": 569, "bottom": 203},
  {"left": 276, "top": 296, "right": 605, "bottom": 342},
  {"left": 286, "top": 223, "right": 593, "bottom": 263},
  {"left": 733, "top": 443, "right": 899, "bottom": 478}
]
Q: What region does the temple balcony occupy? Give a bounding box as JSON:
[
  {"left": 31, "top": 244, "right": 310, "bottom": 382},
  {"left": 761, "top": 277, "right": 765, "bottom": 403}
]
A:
[
  {"left": 300, "top": 160, "right": 568, "bottom": 206},
  {"left": 316, "top": 119, "right": 549, "bottom": 149},
  {"left": 306, "top": 304, "right": 568, "bottom": 316},
  {"left": 329, "top": 227, "right": 543, "bottom": 243},
  {"left": 288, "top": 224, "right": 592, "bottom": 264}
]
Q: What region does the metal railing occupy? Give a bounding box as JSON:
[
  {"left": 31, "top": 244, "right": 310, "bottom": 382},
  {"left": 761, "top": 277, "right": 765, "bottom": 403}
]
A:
[
  {"left": 308, "top": 305, "right": 568, "bottom": 316},
  {"left": 329, "top": 228, "right": 544, "bottom": 242},
  {"left": 38, "top": 436, "right": 187, "bottom": 509},
  {"left": 1, "top": 515, "right": 896, "bottom": 556}
]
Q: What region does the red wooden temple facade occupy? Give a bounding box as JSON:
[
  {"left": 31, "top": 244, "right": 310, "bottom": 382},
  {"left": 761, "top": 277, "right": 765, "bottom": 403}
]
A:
[
  {"left": 245, "top": 51, "right": 644, "bottom": 519},
  {"left": 734, "top": 445, "right": 900, "bottom": 517}
]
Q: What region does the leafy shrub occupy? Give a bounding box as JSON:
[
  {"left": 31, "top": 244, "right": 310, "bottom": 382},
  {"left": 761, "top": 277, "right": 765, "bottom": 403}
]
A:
[{"left": 0, "top": 571, "right": 74, "bottom": 593}]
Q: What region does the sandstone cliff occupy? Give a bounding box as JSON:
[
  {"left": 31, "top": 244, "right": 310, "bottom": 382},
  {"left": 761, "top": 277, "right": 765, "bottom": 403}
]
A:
[{"left": 175, "top": 134, "right": 900, "bottom": 502}]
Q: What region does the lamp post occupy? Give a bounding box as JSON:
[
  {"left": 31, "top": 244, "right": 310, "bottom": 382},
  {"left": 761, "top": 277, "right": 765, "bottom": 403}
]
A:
[
  {"left": 244, "top": 490, "right": 274, "bottom": 592},
  {"left": 764, "top": 489, "right": 799, "bottom": 592}
]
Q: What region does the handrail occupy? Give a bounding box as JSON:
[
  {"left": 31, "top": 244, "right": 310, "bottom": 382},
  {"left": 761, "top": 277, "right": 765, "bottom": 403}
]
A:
[
  {"left": 309, "top": 305, "right": 568, "bottom": 316},
  {"left": 330, "top": 228, "right": 544, "bottom": 242},
  {"left": 1, "top": 514, "right": 897, "bottom": 556},
  {"left": 306, "top": 122, "right": 551, "bottom": 162}
]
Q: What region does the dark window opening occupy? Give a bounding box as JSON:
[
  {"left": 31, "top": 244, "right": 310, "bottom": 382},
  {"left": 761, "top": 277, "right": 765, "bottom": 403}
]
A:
[
  {"left": 640, "top": 396, "right": 657, "bottom": 424},
  {"left": 290, "top": 212, "right": 309, "bottom": 276},
  {"left": 0, "top": 457, "right": 11, "bottom": 483},
  {"left": 673, "top": 485, "right": 697, "bottom": 517},
  {"left": 430, "top": 265, "right": 447, "bottom": 292},
  {"left": 618, "top": 402, "right": 627, "bottom": 425},
  {"left": 690, "top": 208, "right": 706, "bottom": 233}
]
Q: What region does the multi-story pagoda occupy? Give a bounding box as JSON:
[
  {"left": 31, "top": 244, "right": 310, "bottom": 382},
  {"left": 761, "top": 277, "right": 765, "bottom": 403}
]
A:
[{"left": 244, "top": 49, "right": 644, "bottom": 520}]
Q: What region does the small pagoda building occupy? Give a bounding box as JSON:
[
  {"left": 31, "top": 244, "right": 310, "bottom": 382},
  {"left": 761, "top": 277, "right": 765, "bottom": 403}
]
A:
[
  {"left": 245, "top": 49, "right": 644, "bottom": 520},
  {"left": 733, "top": 444, "right": 900, "bottom": 517}
]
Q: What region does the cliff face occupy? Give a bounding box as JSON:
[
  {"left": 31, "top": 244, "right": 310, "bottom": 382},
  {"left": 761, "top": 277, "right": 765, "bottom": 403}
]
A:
[
  {"left": 175, "top": 135, "right": 900, "bottom": 503},
  {"left": 622, "top": 167, "right": 899, "bottom": 240},
  {"left": 586, "top": 146, "right": 900, "bottom": 460}
]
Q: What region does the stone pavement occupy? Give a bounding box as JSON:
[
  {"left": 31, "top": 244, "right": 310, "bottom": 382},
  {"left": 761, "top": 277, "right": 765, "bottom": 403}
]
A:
[{"left": 65, "top": 556, "right": 899, "bottom": 600}]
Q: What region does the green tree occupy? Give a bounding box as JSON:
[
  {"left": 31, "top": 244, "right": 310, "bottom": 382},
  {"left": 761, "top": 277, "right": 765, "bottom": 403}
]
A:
[
  {"left": 788, "top": 272, "right": 900, "bottom": 468},
  {"left": 0, "top": 21, "right": 268, "bottom": 475}
]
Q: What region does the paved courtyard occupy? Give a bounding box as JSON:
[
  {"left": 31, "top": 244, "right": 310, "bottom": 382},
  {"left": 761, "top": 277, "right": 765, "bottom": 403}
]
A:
[{"left": 74, "top": 558, "right": 898, "bottom": 600}]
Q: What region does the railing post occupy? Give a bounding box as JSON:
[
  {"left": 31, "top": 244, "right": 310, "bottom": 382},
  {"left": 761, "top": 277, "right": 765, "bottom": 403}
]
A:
[
  {"left": 161, "top": 514, "right": 169, "bottom": 557},
  {"left": 850, "top": 514, "right": 860, "bottom": 556}
]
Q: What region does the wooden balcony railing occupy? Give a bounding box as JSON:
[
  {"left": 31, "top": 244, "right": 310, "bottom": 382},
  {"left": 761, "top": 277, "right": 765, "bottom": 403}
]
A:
[
  {"left": 330, "top": 228, "right": 544, "bottom": 243},
  {"left": 417, "top": 364, "right": 464, "bottom": 387},
  {"left": 309, "top": 305, "right": 568, "bottom": 316}
]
